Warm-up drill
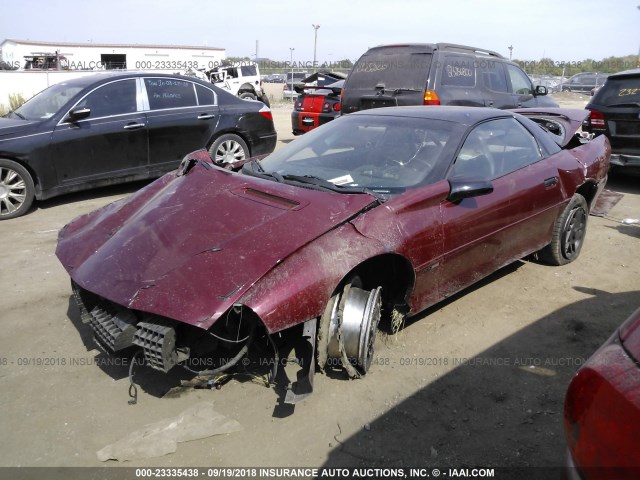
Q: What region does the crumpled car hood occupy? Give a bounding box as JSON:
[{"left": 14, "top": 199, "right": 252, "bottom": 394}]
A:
[{"left": 56, "top": 161, "right": 376, "bottom": 329}]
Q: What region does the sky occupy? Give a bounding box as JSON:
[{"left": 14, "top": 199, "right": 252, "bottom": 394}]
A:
[{"left": 1, "top": 0, "right": 639, "bottom": 64}]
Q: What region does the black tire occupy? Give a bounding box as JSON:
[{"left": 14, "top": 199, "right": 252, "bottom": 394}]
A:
[
  {"left": 208, "top": 134, "right": 249, "bottom": 165},
  {"left": 0, "top": 159, "right": 35, "bottom": 220},
  {"left": 539, "top": 194, "right": 588, "bottom": 266},
  {"left": 239, "top": 92, "right": 257, "bottom": 101}
]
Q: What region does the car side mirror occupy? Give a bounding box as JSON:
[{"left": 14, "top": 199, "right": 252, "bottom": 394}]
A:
[
  {"left": 447, "top": 179, "right": 494, "bottom": 202},
  {"left": 534, "top": 85, "right": 548, "bottom": 96},
  {"left": 67, "top": 107, "right": 91, "bottom": 122}
]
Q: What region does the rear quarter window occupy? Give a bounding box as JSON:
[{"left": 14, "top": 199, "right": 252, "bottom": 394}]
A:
[
  {"left": 195, "top": 84, "right": 216, "bottom": 105},
  {"left": 440, "top": 55, "right": 476, "bottom": 87}
]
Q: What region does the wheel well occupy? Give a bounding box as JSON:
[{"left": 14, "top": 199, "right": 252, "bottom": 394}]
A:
[
  {"left": 207, "top": 130, "right": 252, "bottom": 157},
  {"left": 339, "top": 254, "right": 415, "bottom": 308},
  {"left": 0, "top": 156, "right": 41, "bottom": 195},
  {"left": 576, "top": 181, "right": 599, "bottom": 210}
]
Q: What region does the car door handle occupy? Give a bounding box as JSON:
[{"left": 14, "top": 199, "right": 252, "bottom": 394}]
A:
[
  {"left": 544, "top": 176, "right": 558, "bottom": 188},
  {"left": 123, "top": 122, "right": 145, "bottom": 130},
  {"left": 197, "top": 114, "right": 216, "bottom": 120}
]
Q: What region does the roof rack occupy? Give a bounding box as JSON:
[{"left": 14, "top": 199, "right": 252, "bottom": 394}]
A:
[{"left": 435, "top": 43, "right": 505, "bottom": 59}]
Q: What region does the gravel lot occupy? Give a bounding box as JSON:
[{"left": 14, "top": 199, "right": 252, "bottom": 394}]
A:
[{"left": 0, "top": 92, "right": 638, "bottom": 473}]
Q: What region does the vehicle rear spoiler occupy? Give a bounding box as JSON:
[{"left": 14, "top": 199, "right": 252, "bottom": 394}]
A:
[
  {"left": 293, "top": 84, "right": 343, "bottom": 95},
  {"left": 512, "top": 108, "right": 589, "bottom": 147}
]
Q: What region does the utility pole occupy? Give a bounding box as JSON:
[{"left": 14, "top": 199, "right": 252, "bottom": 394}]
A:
[
  {"left": 290, "top": 47, "right": 295, "bottom": 103},
  {"left": 312, "top": 24, "right": 320, "bottom": 72},
  {"left": 637, "top": 6, "right": 640, "bottom": 67},
  {"left": 508, "top": 45, "right": 513, "bottom": 61}
]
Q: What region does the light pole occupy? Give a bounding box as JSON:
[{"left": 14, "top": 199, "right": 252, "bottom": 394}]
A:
[
  {"left": 637, "top": 6, "right": 640, "bottom": 67},
  {"left": 312, "top": 24, "right": 320, "bottom": 72},
  {"left": 289, "top": 47, "right": 295, "bottom": 103},
  {"left": 508, "top": 45, "right": 513, "bottom": 61}
]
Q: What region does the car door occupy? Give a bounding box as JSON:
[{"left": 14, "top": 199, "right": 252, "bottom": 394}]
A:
[
  {"left": 50, "top": 78, "right": 148, "bottom": 184},
  {"left": 480, "top": 61, "right": 515, "bottom": 108},
  {"left": 438, "top": 117, "right": 565, "bottom": 299},
  {"left": 143, "top": 77, "right": 220, "bottom": 174}
]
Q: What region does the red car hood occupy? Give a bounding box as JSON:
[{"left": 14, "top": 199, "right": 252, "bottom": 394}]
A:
[{"left": 56, "top": 162, "right": 376, "bottom": 329}]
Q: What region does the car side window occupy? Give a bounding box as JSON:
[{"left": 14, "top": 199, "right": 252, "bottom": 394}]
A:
[
  {"left": 506, "top": 64, "right": 532, "bottom": 95},
  {"left": 441, "top": 55, "right": 476, "bottom": 87},
  {"left": 76, "top": 79, "right": 138, "bottom": 118},
  {"left": 195, "top": 84, "right": 216, "bottom": 106},
  {"left": 484, "top": 62, "right": 509, "bottom": 93},
  {"left": 224, "top": 67, "right": 238, "bottom": 79},
  {"left": 450, "top": 118, "right": 542, "bottom": 180},
  {"left": 240, "top": 65, "right": 257, "bottom": 77},
  {"left": 144, "top": 78, "right": 197, "bottom": 110}
]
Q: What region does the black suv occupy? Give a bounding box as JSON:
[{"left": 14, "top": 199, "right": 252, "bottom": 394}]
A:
[
  {"left": 561, "top": 72, "right": 609, "bottom": 93},
  {"left": 341, "top": 43, "right": 557, "bottom": 113},
  {"left": 583, "top": 69, "right": 640, "bottom": 173}
]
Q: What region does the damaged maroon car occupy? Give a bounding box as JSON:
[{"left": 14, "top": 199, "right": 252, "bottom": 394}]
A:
[{"left": 56, "top": 106, "right": 610, "bottom": 403}]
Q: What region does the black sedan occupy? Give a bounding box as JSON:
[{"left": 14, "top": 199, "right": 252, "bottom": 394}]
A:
[{"left": 0, "top": 72, "right": 277, "bottom": 219}]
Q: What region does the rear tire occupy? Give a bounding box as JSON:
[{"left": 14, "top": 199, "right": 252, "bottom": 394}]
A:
[
  {"left": 538, "top": 194, "right": 588, "bottom": 265},
  {"left": 0, "top": 159, "right": 35, "bottom": 220},
  {"left": 208, "top": 134, "right": 249, "bottom": 165},
  {"left": 239, "top": 92, "right": 257, "bottom": 101}
]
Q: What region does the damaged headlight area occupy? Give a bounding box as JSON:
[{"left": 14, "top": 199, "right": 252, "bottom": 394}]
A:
[{"left": 71, "top": 281, "right": 269, "bottom": 377}]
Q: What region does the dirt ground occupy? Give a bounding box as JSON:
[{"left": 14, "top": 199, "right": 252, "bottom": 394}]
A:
[{"left": 0, "top": 92, "right": 639, "bottom": 473}]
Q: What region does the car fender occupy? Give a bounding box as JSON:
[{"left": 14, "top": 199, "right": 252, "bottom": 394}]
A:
[{"left": 238, "top": 222, "right": 388, "bottom": 333}]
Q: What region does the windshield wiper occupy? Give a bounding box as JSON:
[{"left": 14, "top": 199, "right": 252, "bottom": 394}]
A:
[
  {"left": 281, "top": 174, "right": 385, "bottom": 201},
  {"left": 9, "top": 111, "right": 26, "bottom": 120},
  {"left": 242, "top": 159, "right": 285, "bottom": 182},
  {"left": 392, "top": 88, "right": 422, "bottom": 94},
  {"left": 242, "top": 162, "right": 384, "bottom": 201}
]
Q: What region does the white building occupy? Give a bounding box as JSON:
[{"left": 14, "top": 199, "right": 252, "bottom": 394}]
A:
[{"left": 0, "top": 38, "right": 226, "bottom": 71}]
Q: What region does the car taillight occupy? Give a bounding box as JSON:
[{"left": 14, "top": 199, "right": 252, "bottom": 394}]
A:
[
  {"left": 588, "top": 109, "right": 606, "bottom": 128},
  {"left": 258, "top": 105, "right": 273, "bottom": 121},
  {"left": 620, "top": 307, "right": 640, "bottom": 362},
  {"left": 333, "top": 103, "right": 341, "bottom": 112},
  {"left": 424, "top": 90, "right": 440, "bottom": 105},
  {"left": 564, "top": 308, "right": 640, "bottom": 480},
  {"left": 322, "top": 102, "right": 330, "bottom": 112},
  {"left": 294, "top": 100, "right": 303, "bottom": 111}
]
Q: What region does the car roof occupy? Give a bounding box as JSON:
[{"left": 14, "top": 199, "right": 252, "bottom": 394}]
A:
[
  {"left": 365, "top": 43, "right": 505, "bottom": 59},
  {"left": 52, "top": 71, "right": 209, "bottom": 88},
  {"left": 608, "top": 68, "right": 640, "bottom": 79},
  {"left": 351, "top": 105, "right": 513, "bottom": 126}
]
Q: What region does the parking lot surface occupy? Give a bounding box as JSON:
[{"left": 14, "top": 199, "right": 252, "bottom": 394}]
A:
[{"left": 1, "top": 95, "right": 639, "bottom": 469}]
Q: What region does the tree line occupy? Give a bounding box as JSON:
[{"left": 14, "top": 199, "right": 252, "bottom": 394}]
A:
[{"left": 513, "top": 55, "right": 638, "bottom": 76}]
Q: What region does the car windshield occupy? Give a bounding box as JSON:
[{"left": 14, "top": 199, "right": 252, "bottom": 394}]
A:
[
  {"left": 12, "top": 82, "right": 84, "bottom": 121},
  {"left": 247, "top": 114, "right": 461, "bottom": 194}
]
